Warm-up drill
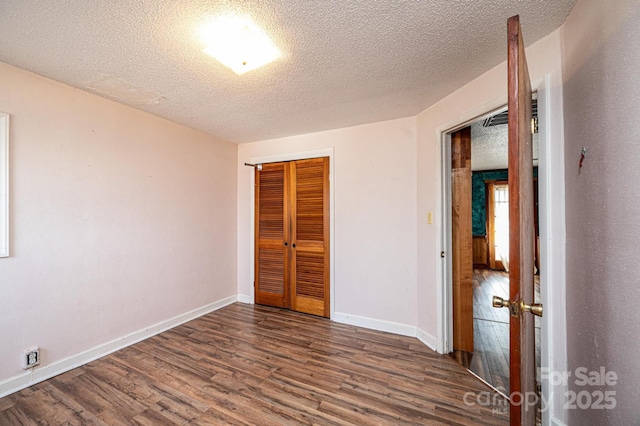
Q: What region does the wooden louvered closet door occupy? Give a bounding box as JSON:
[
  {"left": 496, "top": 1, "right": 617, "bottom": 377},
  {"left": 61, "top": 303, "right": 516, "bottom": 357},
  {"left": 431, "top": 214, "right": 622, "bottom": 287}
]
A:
[
  {"left": 290, "top": 158, "right": 330, "bottom": 317},
  {"left": 255, "top": 162, "right": 290, "bottom": 308},
  {"left": 255, "top": 157, "right": 329, "bottom": 317}
]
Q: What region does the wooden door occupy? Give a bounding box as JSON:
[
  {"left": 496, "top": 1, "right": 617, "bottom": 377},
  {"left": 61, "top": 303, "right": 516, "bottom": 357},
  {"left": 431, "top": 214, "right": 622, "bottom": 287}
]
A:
[
  {"left": 290, "top": 158, "right": 330, "bottom": 317},
  {"left": 255, "top": 157, "right": 330, "bottom": 318},
  {"left": 507, "top": 15, "right": 536, "bottom": 425},
  {"left": 451, "top": 127, "right": 474, "bottom": 353},
  {"left": 255, "top": 162, "right": 290, "bottom": 308}
]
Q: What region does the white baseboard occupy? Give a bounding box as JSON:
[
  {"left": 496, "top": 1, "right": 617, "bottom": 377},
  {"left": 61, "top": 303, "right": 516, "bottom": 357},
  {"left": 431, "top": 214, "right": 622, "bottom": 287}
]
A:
[
  {"left": 237, "top": 294, "right": 253, "bottom": 304},
  {"left": 416, "top": 328, "right": 438, "bottom": 352},
  {"left": 0, "top": 294, "right": 237, "bottom": 398},
  {"left": 331, "top": 313, "right": 440, "bottom": 354},
  {"left": 332, "top": 312, "right": 417, "bottom": 337}
]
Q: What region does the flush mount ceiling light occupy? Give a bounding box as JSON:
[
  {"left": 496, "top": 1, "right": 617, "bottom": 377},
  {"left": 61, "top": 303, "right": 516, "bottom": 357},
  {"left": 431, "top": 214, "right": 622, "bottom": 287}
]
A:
[{"left": 200, "top": 14, "right": 281, "bottom": 75}]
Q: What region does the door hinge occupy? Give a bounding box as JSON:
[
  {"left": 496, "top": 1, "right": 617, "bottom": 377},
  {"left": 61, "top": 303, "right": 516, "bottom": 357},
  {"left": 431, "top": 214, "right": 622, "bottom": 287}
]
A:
[{"left": 440, "top": 251, "right": 445, "bottom": 258}]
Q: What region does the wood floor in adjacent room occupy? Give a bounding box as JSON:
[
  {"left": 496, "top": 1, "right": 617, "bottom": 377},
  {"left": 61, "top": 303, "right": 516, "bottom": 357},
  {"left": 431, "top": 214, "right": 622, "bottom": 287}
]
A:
[
  {"left": 467, "top": 269, "right": 541, "bottom": 394},
  {"left": 0, "top": 303, "right": 508, "bottom": 425}
]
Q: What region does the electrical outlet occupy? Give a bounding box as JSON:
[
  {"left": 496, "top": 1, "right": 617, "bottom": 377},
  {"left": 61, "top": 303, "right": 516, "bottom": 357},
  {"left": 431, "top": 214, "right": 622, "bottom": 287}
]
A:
[{"left": 23, "top": 348, "right": 40, "bottom": 369}]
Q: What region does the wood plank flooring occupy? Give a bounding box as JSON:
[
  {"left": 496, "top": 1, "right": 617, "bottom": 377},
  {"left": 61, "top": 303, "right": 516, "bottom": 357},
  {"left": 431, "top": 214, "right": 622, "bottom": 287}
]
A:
[
  {"left": 1, "top": 303, "right": 508, "bottom": 425},
  {"left": 462, "top": 269, "right": 540, "bottom": 394}
]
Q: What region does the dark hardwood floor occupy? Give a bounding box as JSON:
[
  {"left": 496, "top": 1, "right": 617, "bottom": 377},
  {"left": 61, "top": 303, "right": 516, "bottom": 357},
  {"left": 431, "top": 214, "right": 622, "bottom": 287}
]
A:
[
  {"left": 1, "top": 303, "right": 508, "bottom": 425},
  {"left": 463, "top": 269, "right": 540, "bottom": 394}
]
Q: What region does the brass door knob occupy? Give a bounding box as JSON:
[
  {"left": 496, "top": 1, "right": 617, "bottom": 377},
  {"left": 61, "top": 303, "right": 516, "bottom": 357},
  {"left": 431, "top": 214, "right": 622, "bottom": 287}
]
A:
[
  {"left": 492, "top": 296, "right": 543, "bottom": 317},
  {"left": 492, "top": 296, "right": 510, "bottom": 308},
  {"left": 523, "top": 302, "right": 543, "bottom": 317}
]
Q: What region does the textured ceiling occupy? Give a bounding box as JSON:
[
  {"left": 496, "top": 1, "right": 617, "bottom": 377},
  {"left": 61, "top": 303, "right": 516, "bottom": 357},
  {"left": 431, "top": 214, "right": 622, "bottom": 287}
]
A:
[
  {"left": 471, "top": 121, "right": 539, "bottom": 171},
  {"left": 0, "top": 0, "right": 576, "bottom": 143}
]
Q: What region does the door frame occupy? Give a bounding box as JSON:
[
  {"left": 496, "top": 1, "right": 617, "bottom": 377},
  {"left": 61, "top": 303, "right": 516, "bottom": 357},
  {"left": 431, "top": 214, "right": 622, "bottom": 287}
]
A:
[
  {"left": 441, "top": 106, "right": 506, "bottom": 359},
  {"left": 437, "top": 75, "right": 567, "bottom": 423},
  {"left": 248, "top": 148, "right": 335, "bottom": 319},
  {"left": 450, "top": 127, "right": 474, "bottom": 353}
]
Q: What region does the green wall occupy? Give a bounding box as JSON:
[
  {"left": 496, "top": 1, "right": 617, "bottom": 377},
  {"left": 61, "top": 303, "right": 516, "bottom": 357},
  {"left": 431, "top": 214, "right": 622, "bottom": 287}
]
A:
[{"left": 471, "top": 167, "right": 537, "bottom": 236}]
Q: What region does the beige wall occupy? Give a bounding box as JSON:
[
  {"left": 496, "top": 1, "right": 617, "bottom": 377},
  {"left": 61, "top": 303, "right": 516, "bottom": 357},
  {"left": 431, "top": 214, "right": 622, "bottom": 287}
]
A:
[
  {"left": 0, "top": 63, "right": 237, "bottom": 393},
  {"left": 562, "top": 0, "right": 640, "bottom": 423}
]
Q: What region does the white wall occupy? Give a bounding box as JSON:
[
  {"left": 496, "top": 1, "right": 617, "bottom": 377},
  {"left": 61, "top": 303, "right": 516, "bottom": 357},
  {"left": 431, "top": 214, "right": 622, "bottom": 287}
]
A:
[
  {"left": 415, "top": 30, "right": 567, "bottom": 423},
  {"left": 562, "top": 0, "right": 640, "bottom": 424},
  {"left": 0, "top": 62, "right": 238, "bottom": 395},
  {"left": 237, "top": 117, "right": 418, "bottom": 331}
]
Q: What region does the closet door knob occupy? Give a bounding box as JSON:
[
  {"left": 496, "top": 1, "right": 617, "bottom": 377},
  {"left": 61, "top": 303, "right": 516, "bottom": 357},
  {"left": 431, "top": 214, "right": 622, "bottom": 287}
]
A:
[
  {"left": 292, "top": 243, "right": 296, "bottom": 248},
  {"left": 284, "top": 242, "right": 288, "bottom": 246}
]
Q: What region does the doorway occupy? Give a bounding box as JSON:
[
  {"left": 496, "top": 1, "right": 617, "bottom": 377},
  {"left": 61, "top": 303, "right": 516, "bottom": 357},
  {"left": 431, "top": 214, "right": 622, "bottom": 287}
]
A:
[
  {"left": 487, "top": 181, "right": 509, "bottom": 271},
  {"left": 448, "top": 101, "right": 541, "bottom": 395}
]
